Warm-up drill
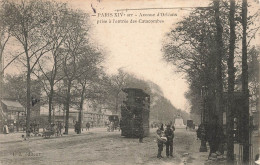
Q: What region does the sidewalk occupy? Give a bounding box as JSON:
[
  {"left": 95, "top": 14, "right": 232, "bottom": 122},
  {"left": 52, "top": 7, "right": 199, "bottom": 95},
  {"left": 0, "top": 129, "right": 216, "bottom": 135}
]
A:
[
  {"left": 191, "top": 142, "right": 228, "bottom": 165},
  {"left": 0, "top": 127, "right": 106, "bottom": 143},
  {"left": 178, "top": 129, "right": 228, "bottom": 165},
  {"left": 183, "top": 130, "right": 210, "bottom": 165}
]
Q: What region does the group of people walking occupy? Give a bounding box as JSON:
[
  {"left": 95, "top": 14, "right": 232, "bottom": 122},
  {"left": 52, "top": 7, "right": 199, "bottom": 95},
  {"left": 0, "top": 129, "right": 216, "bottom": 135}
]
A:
[
  {"left": 155, "top": 117, "right": 224, "bottom": 160},
  {"left": 74, "top": 122, "right": 91, "bottom": 134},
  {"left": 156, "top": 124, "right": 175, "bottom": 159},
  {"left": 45, "top": 122, "right": 63, "bottom": 136}
]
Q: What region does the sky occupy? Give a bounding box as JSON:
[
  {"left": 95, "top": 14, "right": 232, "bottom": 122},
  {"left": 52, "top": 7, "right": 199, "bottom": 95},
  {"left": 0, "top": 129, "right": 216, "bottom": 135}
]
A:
[
  {"left": 3, "top": 0, "right": 213, "bottom": 112},
  {"left": 69, "top": 0, "right": 211, "bottom": 112},
  {"left": 4, "top": 0, "right": 258, "bottom": 112},
  {"left": 81, "top": 0, "right": 259, "bottom": 112}
]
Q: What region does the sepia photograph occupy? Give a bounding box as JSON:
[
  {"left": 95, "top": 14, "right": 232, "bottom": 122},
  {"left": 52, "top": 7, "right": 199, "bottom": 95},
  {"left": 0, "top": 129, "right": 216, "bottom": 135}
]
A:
[{"left": 0, "top": 0, "right": 259, "bottom": 164}]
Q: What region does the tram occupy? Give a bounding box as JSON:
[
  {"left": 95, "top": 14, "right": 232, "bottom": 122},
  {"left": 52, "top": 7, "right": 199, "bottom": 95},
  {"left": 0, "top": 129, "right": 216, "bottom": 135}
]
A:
[{"left": 120, "top": 88, "right": 150, "bottom": 137}]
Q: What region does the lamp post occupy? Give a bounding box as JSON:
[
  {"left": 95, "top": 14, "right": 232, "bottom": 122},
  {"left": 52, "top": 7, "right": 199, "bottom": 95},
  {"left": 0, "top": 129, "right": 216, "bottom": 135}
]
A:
[{"left": 199, "top": 85, "right": 208, "bottom": 152}]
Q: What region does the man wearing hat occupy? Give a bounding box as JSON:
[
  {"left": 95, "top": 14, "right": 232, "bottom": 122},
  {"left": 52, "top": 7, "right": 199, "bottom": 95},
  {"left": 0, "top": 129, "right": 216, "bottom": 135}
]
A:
[
  {"left": 165, "top": 124, "right": 174, "bottom": 157},
  {"left": 156, "top": 129, "right": 166, "bottom": 158}
]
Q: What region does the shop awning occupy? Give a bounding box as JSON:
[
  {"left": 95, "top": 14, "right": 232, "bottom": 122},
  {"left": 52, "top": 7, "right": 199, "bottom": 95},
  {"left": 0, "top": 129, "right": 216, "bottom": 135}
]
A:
[{"left": 1, "top": 99, "right": 25, "bottom": 112}]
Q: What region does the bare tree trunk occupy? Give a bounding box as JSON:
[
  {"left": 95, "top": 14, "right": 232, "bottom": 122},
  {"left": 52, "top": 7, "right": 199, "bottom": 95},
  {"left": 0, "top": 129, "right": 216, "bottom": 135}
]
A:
[
  {"left": 52, "top": 104, "right": 55, "bottom": 123},
  {"left": 0, "top": 72, "right": 2, "bottom": 100},
  {"left": 24, "top": 25, "right": 32, "bottom": 136},
  {"left": 115, "top": 94, "right": 118, "bottom": 115},
  {"left": 48, "top": 85, "right": 54, "bottom": 124},
  {"left": 242, "top": 0, "right": 250, "bottom": 163},
  {"left": 0, "top": 34, "right": 8, "bottom": 104},
  {"left": 78, "top": 84, "right": 86, "bottom": 134},
  {"left": 0, "top": 51, "right": 3, "bottom": 102},
  {"left": 64, "top": 80, "right": 71, "bottom": 134},
  {"left": 0, "top": 33, "right": 10, "bottom": 113},
  {"left": 26, "top": 62, "right": 31, "bottom": 136},
  {"left": 227, "top": 0, "right": 236, "bottom": 161},
  {"left": 214, "top": 0, "right": 224, "bottom": 125},
  {"left": 0, "top": 46, "right": 3, "bottom": 130}
]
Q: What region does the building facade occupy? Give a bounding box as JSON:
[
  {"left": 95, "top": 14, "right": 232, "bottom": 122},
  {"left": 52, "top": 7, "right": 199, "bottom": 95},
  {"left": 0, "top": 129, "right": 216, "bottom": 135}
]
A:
[{"left": 0, "top": 99, "right": 25, "bottom": 132}]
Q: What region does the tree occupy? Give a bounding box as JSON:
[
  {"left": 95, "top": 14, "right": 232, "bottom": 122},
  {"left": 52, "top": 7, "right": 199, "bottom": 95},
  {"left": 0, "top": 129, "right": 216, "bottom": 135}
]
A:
[
  {"left": 75, "top": 47, "right": 104, "bottom": 133},
  {"left": 103, "top": 69, "right": 127, "bottom": 115},
  {"left": 34, "top": 2, "right": 74, "bottom": 124},
  {"left": 163, "top": 4, "right": 223, "bottom": 117},
  {"left": 0, "top": 0, "right": 13, "bottom": 102},
  {"left": 163, "top": 1, "right": 259, "bottom": 161},
  {"left": 227, "top": 0, "right": 236, "bottom": 161},
  {"left": 241, "top": 0, "right": 249, "bottom": 162},
  {"left": 184, "top": 83, "right": 203, "bottom": 115},
  {"left": 248, "top": 46, "right": 259, "bottom": 115},
  {"left": 3, "top": 74, "right": 42, "bottom": 108},
  {"left": 213, "top": 0, "right": 224, "bottom": 124},
  {"left": 3, "top": 0, "right": 55, "bottom": 135},
  {"left": 60, "top": 10, "right": 91, "bottom": 134},
  {"left": 162, "top": 0, "right": 257, "bottom": 118},
  {"left": 2, "top": 74, "right": 26, "bottom": 106}
]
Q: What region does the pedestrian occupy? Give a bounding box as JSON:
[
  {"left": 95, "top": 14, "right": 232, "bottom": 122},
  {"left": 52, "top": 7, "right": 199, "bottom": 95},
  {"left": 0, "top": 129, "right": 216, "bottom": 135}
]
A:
[
  {"left": 172, "top": 125, "right": 175, "bottom": 132},
  {"left": 110, "top": 121, "right": 114, "bottom": 132},
  {"left": 29, "top": 123, "right": 33, "bottom": 136},
  {"left": 53, "top": 124, "right": 58, "bottom": 136},
  {"left": 196, "top": 124, "right": 203, "bottom": 140},
  {"left": 23, "top": 123, "right": 26, "bottom": 132},
  {"left": 10, "top": 123, "right": 14, "bottom": 133},
  {"left": 160, "top": 124, "right": 164, "bottom": 132},
  {"left": 33, "top": 120, "right": 36, "bottom": 133},
  {"left": 3, "top": 123, "right": 9, "bottom": 134},
  {"left": 255, "top": 154, "right": 260, "bottom": 165},
  {"left": 74, "top": 122, "right": 79, "bottom": 133},
  {"left": 16, "top": 121, "right": 19, "bottom": 132},
  {"left": 165, "top": 124, "right": 174, "bottom": 157},
  {"left": 119, "top": 119, "right": 122, "bottom": 131},
  {"left": 61, "top": 123, "right": 64, "bottom": 134},
  {"left": 139, "top": 121, "right": 144, "bottom": 143},
  {"left": 86, "top": 122, "right": 90, "bottom": 131},
  {"left": 76, "top": 122, "right": 80, "bottom": 134},
  {"left": 206, "top": 115, "right": 224, "bottom": 159},
  {"left": 57, "top": 122, "right": 62, "bottom": 136},
  {"left": 156, "top": 129, "right": 166, "bottom": 159}
]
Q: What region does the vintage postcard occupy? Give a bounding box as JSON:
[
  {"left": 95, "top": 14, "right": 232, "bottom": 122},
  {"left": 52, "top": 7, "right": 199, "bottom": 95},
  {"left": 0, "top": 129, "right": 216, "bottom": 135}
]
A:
[{"left": 0, "top": 0, "right": 259, "bottom": 164}]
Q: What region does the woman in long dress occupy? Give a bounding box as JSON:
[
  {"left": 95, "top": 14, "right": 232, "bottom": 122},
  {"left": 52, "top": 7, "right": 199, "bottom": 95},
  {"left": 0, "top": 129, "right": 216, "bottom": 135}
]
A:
[{"left": 3, "top": 124, "right": 9, "bottom": 134}]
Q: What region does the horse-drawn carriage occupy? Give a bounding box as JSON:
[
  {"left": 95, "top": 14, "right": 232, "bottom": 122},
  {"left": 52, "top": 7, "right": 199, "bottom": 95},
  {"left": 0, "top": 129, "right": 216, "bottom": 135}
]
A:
[
  {"left": 107, "top": 115, "right": 119, "bottom": 132},
  {"left": 43, "top": 122, "right": 63, "bottom": 138}
]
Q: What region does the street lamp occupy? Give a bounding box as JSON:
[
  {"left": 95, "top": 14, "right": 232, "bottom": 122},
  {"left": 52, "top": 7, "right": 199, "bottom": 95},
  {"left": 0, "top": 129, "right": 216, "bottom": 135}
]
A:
[{"left": 199, "top": 85, "right": 208, "bottom": 152}]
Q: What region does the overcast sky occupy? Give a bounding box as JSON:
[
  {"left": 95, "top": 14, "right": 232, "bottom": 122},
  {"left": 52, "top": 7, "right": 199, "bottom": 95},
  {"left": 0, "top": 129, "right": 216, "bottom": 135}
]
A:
[
  {"left": 4, "top": 0, "right": 213, "bottom": 112},
  {"left": 80, "top": 0, "right": 211, "bottom": 111},
  {"left": 84, "top": 0, "right": 259, "bottom": 112},
  {"left": 4, "top": 0, "right": 259, "bottom": 113}
]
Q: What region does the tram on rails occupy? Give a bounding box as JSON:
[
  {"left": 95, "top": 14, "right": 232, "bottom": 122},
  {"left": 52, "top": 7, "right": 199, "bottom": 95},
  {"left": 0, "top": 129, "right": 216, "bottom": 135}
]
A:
[{"left": 120, "top": 88, "right": 150, "bottom": 137}]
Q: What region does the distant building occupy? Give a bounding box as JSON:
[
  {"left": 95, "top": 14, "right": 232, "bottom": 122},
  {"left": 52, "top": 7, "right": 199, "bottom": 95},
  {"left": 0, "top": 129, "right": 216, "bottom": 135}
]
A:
[
  {"left": 83, "top": 111, "right": 111, "bottom": 127},
  {"left": 0, "top": 99, "right": 25, "bottom": 132},
  {"left": 40, "top": 99, "right": 113, "bottom": 128}
]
